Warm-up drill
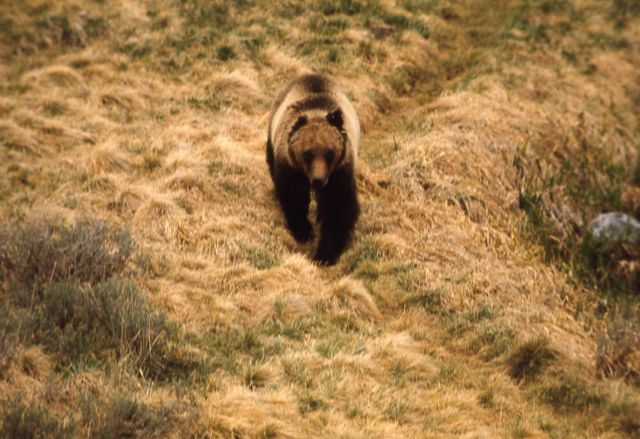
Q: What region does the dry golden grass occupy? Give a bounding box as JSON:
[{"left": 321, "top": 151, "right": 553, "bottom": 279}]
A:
[{"left": 1, "top": 0, "right": 640, "bottom": 437}]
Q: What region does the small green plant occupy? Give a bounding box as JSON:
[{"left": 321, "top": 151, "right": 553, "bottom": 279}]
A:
[
  {"left": 478, "top": 387, "right": 495, "bottom": 408},
  {"left": 181, "top": 1, "right": 231, "bottom": 29},
  {"left": 464, "top": 305, "right": 495, "bottom": 322},
  {"left": 399, "top": 0, "right": 437, "bottom": 14},
  {"left": 119, "top": 42, "right": 151, "bottom": 60},
  {"left": 200, "top": 327, "right": 265, "bottom": 373},
  {"left": 255, "top": 423, "right": 280, "bottom": 439},
  {"left": 315, "top": 336, "right": 345, "bottom": 358},
  {"left": 381, "top": 14, "right": 430, "bottom": 38},
  {"left": 343, "top": 235, "right": 383, "bottom": 272},
  {"left": 309, "top": 16, "right": 348, "bottom": 35},
  {"left": 0, "top": 217, "right": 195, "bottom": 380},
  {"left": 231, "top": 244, "right": 279, "bottom": 270}
]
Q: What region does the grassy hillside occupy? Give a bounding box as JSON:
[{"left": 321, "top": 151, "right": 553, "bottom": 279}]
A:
[{"left": 1, "top": 0, "right": 639, "bottom": 437}]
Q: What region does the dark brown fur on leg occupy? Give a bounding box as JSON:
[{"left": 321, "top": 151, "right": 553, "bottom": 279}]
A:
[
  {"left": 314, "top": 165, "right": 359, "bottom": 265},
  {"left": 272, "top": 163, "right": 314, "bottom": 243}
]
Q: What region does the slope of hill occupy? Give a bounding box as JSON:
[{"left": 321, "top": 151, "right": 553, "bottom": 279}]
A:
[{"left": 1, "top": 0, "right": 639, "bottom": 437}]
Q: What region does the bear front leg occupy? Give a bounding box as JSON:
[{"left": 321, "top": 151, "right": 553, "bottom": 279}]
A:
[
  {"left": 266, "top": 138, "right": 275, "bottom": 179},
  {"left": 274, "top": 166, "right": 313, "bottom": 243},
  {"left": 314, "top": 165, "right": 359, "bottom": 265}
]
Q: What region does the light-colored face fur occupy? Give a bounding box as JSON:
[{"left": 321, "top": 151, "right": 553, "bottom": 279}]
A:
[
  {"left": 289, "top": 118, "right": 344, "bottom": 190},
  {"left": 269, "top": 75, "right": 360, "bottom": 183}
]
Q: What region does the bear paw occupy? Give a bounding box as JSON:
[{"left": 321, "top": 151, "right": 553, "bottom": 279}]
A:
[
  {"left": 291, "top": 220, "right": 314, "bottom": 243},
  {"left": 312, "top": 248, "right": 337, "bottom": 266}
]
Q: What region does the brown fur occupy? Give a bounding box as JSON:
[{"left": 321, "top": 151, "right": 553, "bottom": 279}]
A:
[
  {"left": 266, "top": 73, "right": 361, "bottom": 264},
  {"left": 269, "top": 73, "right": 360, "bottom": 175},
  {"left": 288, "top": 119, "right": 345, "bottom": 186}
]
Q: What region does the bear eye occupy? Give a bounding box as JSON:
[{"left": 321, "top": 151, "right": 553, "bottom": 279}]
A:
[
  {"left": 327, "top": 110, "right": 343, "bottom": 127},
  {"left": 303, "top": 151, "right": 313, "bottom": 165},
  {"left": 324, "top": 151, "right": 335, "bottom": 163}
]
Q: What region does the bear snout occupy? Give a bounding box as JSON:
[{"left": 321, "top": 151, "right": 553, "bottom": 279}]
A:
[{"left": 312, "top": 177, "right": 327, "bottom": 191}]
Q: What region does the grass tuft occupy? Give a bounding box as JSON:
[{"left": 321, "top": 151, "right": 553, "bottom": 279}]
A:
[
  {"left": 1, "top": 0, "right": 639, "bottom": 436},
  {"left": 343, "top": 236, "right": 383, "bottom": 272},
  {"left": 216, "top": 45, "right": 236, "bottom": 61},
  {"left": 508, "top": 337, "right": 557, "bottom": 383},
  {"left": 541, "top": 373, "right": 605, "bottom": 412},
  {"left": 80, "top": 394, "right": 175, "bottom": 439},
  {"left": 242, "top": 364, "right": 271, "bottom": 390},
  {"left": 297, "top": 391, "right": 327, "bottom": 414},
  {"left": 231, "top": 244, "right": 279, "bottom": 270},
  {"left": 321, "top": 0, "right": 370, "bottom": 16},
  {"left": 596, "top": 312, "right": 640, "bottom": 383}
]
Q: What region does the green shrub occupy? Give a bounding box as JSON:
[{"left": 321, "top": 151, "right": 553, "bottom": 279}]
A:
[
  {"left": 0, "top": 217, "right": 201, "bottom": 381},
  {"left": 1, "top": 397, "right": 74, "bottom": 439},
  {"left": 20, "top": 279, "right": 177, "bottom": 379},
  {"left": 0, "top": 217, "right": 134, "bottom": 293}
]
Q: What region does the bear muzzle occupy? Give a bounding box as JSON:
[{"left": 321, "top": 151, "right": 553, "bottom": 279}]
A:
[{"left": 311, "top": 177, "right": 327, "bottom": 191}]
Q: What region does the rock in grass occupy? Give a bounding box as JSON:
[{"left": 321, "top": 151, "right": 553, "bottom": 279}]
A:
[{"left": 588, "top": 212, "right": 640, "bottom": 244}]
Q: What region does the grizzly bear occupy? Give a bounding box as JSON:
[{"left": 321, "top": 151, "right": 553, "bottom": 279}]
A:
[{"left": 267, "top": 73, "right": 360, "bottom": 265}]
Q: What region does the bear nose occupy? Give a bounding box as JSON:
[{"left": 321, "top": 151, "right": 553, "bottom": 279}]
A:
[{"left": 311, "top": 177, "right": 326, "bottom": 191}]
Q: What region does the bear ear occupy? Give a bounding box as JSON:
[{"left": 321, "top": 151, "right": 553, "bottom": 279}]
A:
[
  {"left": 326, "top": 109, "right": 343, "bottom": 128},
  {"left": 291, "top": 115, "right": 308, "bottom": 135}
]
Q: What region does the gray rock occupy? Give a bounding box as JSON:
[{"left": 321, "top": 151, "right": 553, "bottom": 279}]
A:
[{"left": 588, "top": 212, "right": 640, "bottom": 243}]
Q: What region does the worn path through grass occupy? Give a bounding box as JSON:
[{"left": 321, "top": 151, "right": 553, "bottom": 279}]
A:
[{"left": 1, "top": 1, "right": 640, "bottom": 438}]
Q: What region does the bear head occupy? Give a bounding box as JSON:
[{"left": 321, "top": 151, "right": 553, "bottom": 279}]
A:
[{"left": 288, "top": 109, "right": 346, "bottom": 191}]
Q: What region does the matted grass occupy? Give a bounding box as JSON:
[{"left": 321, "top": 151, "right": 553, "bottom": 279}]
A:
[{"left": 1, "top": 0, "right": 639, "bottom": 437}]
